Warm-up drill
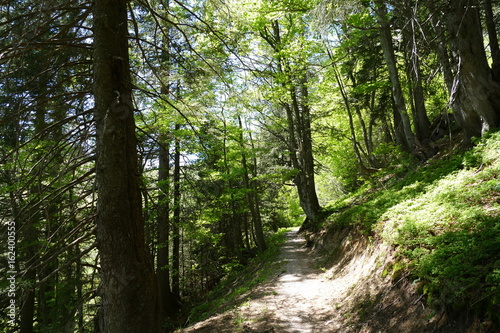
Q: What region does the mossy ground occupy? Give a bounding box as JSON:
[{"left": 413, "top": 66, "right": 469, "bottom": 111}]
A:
[{"left": 323, "top": 131, "right": 500, "bottom": 327}]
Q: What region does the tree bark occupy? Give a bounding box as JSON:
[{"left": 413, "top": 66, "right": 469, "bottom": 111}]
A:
[
  {"left": 157, "top": 135, "right": 178, "bottom": 318},
  {"left": 172, "top": 124, "right": 181, "bottom": 300},
  {"left": 445, "top": 0, "right": 500, "bottom": 139},
  {"left": 238, "top": 116, "right": 266, "bottom": 252},
  {"left": 334, "top": 66, "right": 366, "bottom": 170},
  {"left": 220, "top": 116, "right": 245, "bottom": 261},
  {"left": 156, "top": 0, "right": 178, "bottom": 318},
  {"left": 263, "top": 21, "right": 321, "bottom": 227},
  {"left": 429, "top": 14, "right": 467, "bottom": 130},
  {"left": 401, "top": 0, "right": 431, "bottom": 142},
  {"left": 293, "top": 77, "right": 321, "bottom": 227},
  {"left": 483, "top": 0, "right": 500, "bottom": 82},
  {"left": 93, "top": 0, "right": 161, "bottom": 331},
  {"left": 374, "top": 0, "right": 416, "bottom": 151}
]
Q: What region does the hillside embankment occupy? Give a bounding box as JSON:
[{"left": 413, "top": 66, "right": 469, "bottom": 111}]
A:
[
  {"left": 178, "top": 226, "right": 496, "bottom": 332},
  {"left": 178, "top": 131, "right": 500, "bottom": 332}
]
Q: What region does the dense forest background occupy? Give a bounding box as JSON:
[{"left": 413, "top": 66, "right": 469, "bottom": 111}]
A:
[{"left": 1, "top": 0, "right": 499, "bottom": 332}]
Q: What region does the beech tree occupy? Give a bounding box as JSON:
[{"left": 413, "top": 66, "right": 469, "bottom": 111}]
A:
[{"left": 251, "top": 4, "right": 322, "bottom": 228}]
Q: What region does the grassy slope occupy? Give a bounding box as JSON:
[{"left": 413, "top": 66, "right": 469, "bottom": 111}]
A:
[{"left": 323, "top": 131, "right": 500, "bottom": 326}]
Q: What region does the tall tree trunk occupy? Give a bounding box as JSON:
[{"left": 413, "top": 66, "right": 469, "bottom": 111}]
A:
[
  {"left": 172, "top": 124, "right": 181, "bottom": 300},
  {"left": 237, "top": 116, "right": 266, "bottom": 252},
  {"left": 338, "top": 45, "right": 380, "bottom": 168},
  {"left": 93, "top": 0, "right": 161, "bottom": 331},
  {"left": 222, "top": 119, "right": 245, "bottom": 261},
  {"left": 374, "top": 0, "right": 416, "bottom": 151},
  {"left": 445, "top": 0, "right": 500, "bottom": 139},
  {"left": 401, "top": 0, "right": 432, "bottom": 142},
  {"left": 292, "top": 78, "right": 321, "bottom": 228},
  {"left": 261, "top": 20, "right": 321, "bottom": 229},
  {"left": 156, "top": 0, "right": 178, "bottom": 318},
  {"left": 334, "top": 67, "right": 366, "bottom": 170},
  {"left": 429, "top": 14, "right": 466, "bottom": 130},
  {"left": 248, "top": 131, "right": 266, "bottom": 242},
  {"left": 157, "top": 135, "right": 178, "bottom": 318},
  {"left": 483, "top": 0, "right": 500, "bottom": 82}
]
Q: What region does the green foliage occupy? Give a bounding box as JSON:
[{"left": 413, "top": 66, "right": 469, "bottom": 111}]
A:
[
  {"left": 325, "top": 131, "right": 500, "bottom": 323},
  {"left": 186, "top": 228, "right": 289, "bottom": 324},
  {"left": 4, "top": 0, "right": 500, "bottom": 329},
  {"left": 269, "top": 186, "right": 304, "bottom": 228}
]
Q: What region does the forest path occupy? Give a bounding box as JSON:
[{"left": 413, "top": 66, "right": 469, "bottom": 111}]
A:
[
  {"left": 236, "top": 228, "right": 340, "bottom": 332},
  {"left": 179, "top": 228, "right": 355, "bottom": 333}
]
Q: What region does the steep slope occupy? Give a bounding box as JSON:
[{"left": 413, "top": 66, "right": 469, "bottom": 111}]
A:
[
  {"left": 310, "top": 131, "right": 500, "bottom": 332},
  {"left": 177, "top": 131, "right": 499, "bottom": 333}
]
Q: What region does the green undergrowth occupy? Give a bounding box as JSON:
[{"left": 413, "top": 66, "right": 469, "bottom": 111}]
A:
[
  {"left": 184, "top": 228, "right": 289, "bottom": 325},
  {"left": 325, "top": 131, "right": 500, "bottom": 325}
]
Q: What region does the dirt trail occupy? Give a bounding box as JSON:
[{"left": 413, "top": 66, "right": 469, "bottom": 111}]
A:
[
  {"left": 238, "top": 229, "right": 339, "bottom": 332},
  {"left": 179, "top": 228, "right": 365, "bottom": 332},
  {"left": 179, "top": 228, "right": 470, "bottom": 333}
]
